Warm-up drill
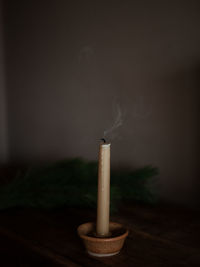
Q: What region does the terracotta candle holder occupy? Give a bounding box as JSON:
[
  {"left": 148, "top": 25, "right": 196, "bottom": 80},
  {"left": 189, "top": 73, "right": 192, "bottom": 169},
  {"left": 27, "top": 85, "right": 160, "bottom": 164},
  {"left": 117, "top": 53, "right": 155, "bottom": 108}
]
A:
[{"left": 77, "top": 222, "right": 128, "bottom": 257}]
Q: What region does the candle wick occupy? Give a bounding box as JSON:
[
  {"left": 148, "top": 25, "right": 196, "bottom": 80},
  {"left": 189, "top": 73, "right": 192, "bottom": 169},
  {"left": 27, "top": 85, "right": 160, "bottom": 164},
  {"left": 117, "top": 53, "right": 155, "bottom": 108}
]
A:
[{"left": 100, "top": 138, "right": 106, "bottom": 143}]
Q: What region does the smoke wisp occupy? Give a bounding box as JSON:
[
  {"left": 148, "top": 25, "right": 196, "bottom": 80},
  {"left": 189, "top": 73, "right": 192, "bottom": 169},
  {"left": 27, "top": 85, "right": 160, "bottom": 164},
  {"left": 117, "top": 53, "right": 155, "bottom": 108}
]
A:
[{"left": 103, "top": 102, "right": 125, "bottom": 141}]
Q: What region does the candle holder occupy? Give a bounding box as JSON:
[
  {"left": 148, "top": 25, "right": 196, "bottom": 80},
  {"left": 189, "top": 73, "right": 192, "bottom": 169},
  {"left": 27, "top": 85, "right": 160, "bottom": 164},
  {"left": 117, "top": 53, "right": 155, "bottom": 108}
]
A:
[{"left": 77, "top": 222, "right": 128, "bottom": 257}]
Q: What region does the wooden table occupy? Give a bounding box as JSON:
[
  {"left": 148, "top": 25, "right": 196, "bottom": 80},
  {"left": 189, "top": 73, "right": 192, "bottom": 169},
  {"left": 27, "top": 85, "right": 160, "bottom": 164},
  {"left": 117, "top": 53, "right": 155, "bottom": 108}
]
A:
[{"left": 0, "top": 203, "right": 199, "bottom": 266}]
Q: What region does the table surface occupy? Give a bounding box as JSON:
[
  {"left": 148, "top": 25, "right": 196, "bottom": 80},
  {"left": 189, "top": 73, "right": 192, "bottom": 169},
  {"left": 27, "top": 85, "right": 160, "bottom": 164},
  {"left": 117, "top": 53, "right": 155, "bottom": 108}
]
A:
[{"left": 0, "top": 203, "right": 199, "bottom": 266}]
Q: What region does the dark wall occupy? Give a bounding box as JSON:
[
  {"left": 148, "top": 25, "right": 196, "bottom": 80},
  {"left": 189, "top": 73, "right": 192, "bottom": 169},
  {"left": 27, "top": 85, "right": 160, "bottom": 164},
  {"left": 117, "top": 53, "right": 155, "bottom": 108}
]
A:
[
  {"left": 0, "top": 0, "right": 8, "bottom": 163},
  {"left": 3, "top": 0, "right": 200, "bottom": 202}
]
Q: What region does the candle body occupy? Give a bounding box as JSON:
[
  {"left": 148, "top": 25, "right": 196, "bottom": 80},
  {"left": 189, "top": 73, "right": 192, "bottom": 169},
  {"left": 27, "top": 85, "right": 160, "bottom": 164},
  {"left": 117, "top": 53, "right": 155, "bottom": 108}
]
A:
[{"left": 96, "top": 143, "right": 111, "bottom": 237}]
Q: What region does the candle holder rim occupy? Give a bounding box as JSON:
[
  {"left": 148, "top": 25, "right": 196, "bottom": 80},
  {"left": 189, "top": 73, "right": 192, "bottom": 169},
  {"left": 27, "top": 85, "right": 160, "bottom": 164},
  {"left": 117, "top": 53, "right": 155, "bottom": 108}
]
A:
[{"left": 77, "top": 221, "right": 129, "bottom": 242}]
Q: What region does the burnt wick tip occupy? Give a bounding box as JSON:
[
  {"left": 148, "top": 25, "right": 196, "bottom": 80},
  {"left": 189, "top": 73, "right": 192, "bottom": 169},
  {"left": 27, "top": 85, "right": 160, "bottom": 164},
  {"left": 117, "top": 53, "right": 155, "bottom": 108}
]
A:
[{"left": 100, "top": 138, "right": 106, "bottom": 143}]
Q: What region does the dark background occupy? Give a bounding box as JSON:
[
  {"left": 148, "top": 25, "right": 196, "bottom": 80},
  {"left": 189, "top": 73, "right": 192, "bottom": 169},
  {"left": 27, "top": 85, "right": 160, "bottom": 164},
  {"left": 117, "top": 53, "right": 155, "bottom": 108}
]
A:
[{"left": 0, "top": 0, "right": 199, "bottom": 204}]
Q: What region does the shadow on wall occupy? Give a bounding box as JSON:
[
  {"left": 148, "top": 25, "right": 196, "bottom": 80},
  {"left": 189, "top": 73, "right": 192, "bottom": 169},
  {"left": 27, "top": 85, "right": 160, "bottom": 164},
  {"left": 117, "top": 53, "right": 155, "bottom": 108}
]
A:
[{"left": 158, "top": 63, "right": 200, "bottom": 205}]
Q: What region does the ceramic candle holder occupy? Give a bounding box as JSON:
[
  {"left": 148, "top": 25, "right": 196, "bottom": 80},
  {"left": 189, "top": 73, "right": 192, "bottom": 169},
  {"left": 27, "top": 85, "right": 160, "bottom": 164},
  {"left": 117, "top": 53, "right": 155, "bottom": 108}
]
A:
[{"left": 77, "top": 222, "right": 128, "bottom": 257}]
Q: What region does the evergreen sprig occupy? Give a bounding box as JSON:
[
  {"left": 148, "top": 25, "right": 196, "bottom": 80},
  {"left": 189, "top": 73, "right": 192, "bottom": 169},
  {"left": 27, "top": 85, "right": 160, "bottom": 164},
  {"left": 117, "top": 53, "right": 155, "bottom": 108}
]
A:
[{"left": 0, "top": 158, "right": 158, "bottom": 211}]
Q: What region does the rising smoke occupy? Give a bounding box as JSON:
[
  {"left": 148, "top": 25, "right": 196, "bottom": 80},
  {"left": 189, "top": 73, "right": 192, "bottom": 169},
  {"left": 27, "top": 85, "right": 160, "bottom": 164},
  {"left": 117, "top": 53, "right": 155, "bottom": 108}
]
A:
[{"left": 103, "top": 101, "right": 125, "bottom": 141}]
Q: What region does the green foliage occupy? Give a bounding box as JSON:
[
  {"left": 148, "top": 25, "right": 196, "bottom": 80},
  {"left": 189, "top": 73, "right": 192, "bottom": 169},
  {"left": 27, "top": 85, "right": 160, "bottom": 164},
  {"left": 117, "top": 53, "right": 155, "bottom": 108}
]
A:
[{"left": 0, "top": 158, "right": 158, "bottom": 211}]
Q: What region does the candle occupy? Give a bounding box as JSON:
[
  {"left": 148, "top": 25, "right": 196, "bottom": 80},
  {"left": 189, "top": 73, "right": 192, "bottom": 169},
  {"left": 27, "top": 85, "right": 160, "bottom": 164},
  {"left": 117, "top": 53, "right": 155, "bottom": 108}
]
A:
[{"left": 96, "top": 141, "right": 111, "bottom": 237}]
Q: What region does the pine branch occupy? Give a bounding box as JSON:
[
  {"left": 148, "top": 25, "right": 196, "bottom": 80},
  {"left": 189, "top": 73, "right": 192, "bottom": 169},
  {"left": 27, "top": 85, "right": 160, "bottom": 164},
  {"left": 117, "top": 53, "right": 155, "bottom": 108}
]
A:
[{"left": 0, "top": 158, "right": 158, "bottom": 211}]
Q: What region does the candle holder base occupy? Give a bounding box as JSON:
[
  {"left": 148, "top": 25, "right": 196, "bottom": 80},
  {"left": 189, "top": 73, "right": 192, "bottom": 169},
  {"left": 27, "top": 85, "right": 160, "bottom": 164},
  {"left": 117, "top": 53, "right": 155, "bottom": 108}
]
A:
[
  {"left": 77, "top": 222, "right": 128, "bottom": 257},
  {"left": 88, "top": 251, "right": 119, "bottom": 257}
]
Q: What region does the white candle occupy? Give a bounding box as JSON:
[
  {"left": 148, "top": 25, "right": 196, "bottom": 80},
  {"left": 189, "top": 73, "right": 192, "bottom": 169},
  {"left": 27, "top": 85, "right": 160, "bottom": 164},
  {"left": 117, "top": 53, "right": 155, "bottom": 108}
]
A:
[{"left": 96, "top": 142, "right": 111, "bottom": 237}]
